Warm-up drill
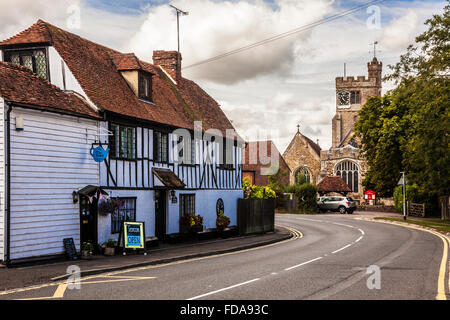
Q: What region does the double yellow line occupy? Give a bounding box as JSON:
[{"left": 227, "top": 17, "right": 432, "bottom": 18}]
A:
[{"left": 361, "top": 218, "right": 449, "bottom": 300}]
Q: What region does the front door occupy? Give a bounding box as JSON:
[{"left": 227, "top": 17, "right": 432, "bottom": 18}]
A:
[
  {"left": 155, "top": 190, "right": 167, "bottom": 240},
  {"left": 80, "top": 196, "right": 98, "bottom": 250}
]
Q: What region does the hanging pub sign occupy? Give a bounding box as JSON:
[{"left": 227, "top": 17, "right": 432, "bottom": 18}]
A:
[
  {"left": 90, "top": 144, "right": 109, "bottom": 163},
  {"left": 123, "top": 221, "right": 146, "bottom": 250}
]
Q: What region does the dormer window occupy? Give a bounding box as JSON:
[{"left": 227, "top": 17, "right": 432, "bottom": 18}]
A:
[
  {"left": 138, "top": 72, "right": 152, "bottom": 102},
  {"left": 4, "top": 48, "right": 49, "bottom": 80}
]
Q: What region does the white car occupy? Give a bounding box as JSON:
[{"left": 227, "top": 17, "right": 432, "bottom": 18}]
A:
[{"left": 317, "top": 196, "right": 356, "bottom": 214}]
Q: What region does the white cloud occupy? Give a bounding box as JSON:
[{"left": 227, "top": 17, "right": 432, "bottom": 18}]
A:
[
  {"left": 381, "top": 9, "right": 420, "bottom": 50},
  {"left": 127, "top": 0, "right": 333, "bottom": 84}
]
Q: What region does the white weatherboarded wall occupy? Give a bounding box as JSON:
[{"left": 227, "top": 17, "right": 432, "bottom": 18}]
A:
[
  {"left": 9, "top": 107, "right": 99, "bottom": 260},
  {"left": 0, "top": 97, "right": 5, "bottom": 261}
]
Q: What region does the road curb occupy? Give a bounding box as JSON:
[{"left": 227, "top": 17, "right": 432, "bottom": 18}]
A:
[{"left": 51, "top": 231, "right": 294, "bottom": 282}]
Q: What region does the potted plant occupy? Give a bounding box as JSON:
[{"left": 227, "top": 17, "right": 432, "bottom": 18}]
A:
[
  {"left": 104, "top": 239, "right": 117, "bottom": 256},
  {"left": 179, "top": 214, "right": 204, "bottom": 234},
  {"left": 191, "top": 214, "right": 204, "bottom": 233},
  {"left": 81, "top": 241, "right": 94, "bottom": 260},
  {"left": 216, "top": 210, "right": 230, "bottom": 233}
]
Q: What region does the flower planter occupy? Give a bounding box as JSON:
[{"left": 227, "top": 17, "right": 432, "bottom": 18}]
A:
[
  {"left": 81, "top": 250, "right": 93, "bottom": 260},
  {"left": 191, "top": 225, "right": 203, "bottom": 233},
  {"left": 104, "top": 247, "right": 115, "bottom": 256}
]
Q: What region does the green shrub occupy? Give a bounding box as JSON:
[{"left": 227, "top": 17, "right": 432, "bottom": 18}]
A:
[
  {"left": 393, "top": 184, "right": 420, "bottom": 212},
  {"left": 242, "top": 177, "right": 276, "bottom": 199},
  {"left": 285, "top": 183, "right": 318, "bottom": 213}
]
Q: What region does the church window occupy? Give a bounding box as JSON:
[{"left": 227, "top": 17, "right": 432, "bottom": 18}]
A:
[
  {"left": 350, "top": 91, "right": 361, "bottom": 104},
  {"left": 295, "top": 166, "right": 311, "bottom": 184},
  {"left": 335, "top": 160, "right": 359, "bottom": 193}
]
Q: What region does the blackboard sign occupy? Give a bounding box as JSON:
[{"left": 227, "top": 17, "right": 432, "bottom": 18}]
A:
[
  {"left": 123, "top": 222, "right": 145, "bottom": 249},
  {"left": 63, "top": 238, "right": 79, "bottom": 261}
]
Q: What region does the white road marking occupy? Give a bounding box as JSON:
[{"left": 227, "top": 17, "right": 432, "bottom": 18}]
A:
[
  {"left": 332, "top": 222, "right": 356, "bottom": 229},
  {"left": 332, "top": 244, "right": 353, "bottom": 254},
  {"left": 187, "top": 278, "right": 260, "bottom": 300},
  {"left": 284, "top": 257, "right": 323, "bottom": 271},
  {"left": 355, "top": 236, "right": 363, "bottom": 243},
  {"left": 358, "top": 229, "right": 365, "bottom": 235}
]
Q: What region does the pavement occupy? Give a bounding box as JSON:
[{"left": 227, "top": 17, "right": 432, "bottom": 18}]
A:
[{"left": 0, "top": 228, "right": 291, "bottom": 292}]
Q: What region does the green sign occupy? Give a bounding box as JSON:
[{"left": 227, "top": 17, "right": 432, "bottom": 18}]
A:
[{"left": 123, "top": 222, "right": 145, "bottom": 249}]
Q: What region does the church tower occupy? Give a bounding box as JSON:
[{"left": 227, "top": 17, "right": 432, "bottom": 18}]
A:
[
  {"left": 320, "top": 56, "right": 383, "bottom": 201},
  {"left": 332, "top": 57, "right": 382, "bottom": 148}
]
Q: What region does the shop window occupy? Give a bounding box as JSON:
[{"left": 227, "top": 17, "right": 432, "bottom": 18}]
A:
[{"left": 111, "top": 198, "right": 136, "bottom": 234}]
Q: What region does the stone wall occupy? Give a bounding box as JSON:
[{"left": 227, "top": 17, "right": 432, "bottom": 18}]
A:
[{"left": 283, "top": 132, "right": 321, "bottom": 185}]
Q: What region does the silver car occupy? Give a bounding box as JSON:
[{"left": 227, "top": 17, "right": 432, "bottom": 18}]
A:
[{"left": 317, "top": 196, "right": 356, "bottom": 214}]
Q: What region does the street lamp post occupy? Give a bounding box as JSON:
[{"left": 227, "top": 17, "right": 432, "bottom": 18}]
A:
[{"left": 400, "top": 171, "right": 406, "bottom": 221}]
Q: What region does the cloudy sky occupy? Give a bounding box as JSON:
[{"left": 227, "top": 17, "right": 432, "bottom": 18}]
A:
[{"left": 0, "top": 0, "right": 446, "bottom": 152}]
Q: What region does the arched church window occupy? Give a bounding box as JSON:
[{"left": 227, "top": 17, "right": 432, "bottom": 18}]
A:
[
  {"left": 335, "top": 160, "right": 359, "bottom": 193},
  {"left": 295, "top": 166, "right": 311, "bottom": 184}
]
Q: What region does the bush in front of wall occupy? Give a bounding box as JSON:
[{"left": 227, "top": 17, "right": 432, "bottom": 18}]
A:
[{"left": 242, "top": 178, "right": 277, "bottom": 200}]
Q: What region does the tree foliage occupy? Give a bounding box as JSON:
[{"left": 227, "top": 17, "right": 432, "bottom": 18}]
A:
[{"left": 354, "top": 3, "right": 450, "bottom": 214}]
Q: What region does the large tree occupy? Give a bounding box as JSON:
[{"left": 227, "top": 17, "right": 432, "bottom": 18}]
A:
[{"left": 355, "top": 2, "right": 449, "bottom": 212}]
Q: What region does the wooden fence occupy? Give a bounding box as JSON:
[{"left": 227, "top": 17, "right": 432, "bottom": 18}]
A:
[
  {"left": 407, "top": 202, "right": 425, "bottom": 217},
  {"left": 439, "top": 196, "right": 450, "bottom": 220},
  {"left": 237, "top": 198, "right": 275, "bottom": 235}
]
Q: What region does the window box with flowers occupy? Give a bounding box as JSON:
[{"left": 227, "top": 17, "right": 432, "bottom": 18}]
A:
[{"left": 179, "top": 214, "right": 204, "bottom": 234}]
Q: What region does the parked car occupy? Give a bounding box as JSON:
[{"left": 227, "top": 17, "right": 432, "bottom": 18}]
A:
[{"left": 317, "top": 196, "right": 356, "bottom": 214}]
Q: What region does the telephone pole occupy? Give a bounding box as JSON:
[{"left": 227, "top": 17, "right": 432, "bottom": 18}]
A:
[{"left": 170, "top": 5, "right": 189, "bottom": 54}]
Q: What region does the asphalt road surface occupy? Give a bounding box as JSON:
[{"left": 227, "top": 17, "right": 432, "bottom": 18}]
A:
[{"left": 1, "top": 214, "right": 448, "bottom": 300}]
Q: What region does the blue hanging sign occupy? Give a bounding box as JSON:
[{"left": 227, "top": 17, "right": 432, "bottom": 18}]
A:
[{"left": 90, "top": 145, "right": 109, "bottom": 163}]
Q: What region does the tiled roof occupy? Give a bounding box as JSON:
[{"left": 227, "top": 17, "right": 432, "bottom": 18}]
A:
[
  {"left": 317, "top": 176, "right": 351, "bottom": 193},
  {"left": 0, "top": 61, "right": 100, "bottom": 118},
  {"left": 0, "top": 20, "right": 235, "bottom": 134},
  {"left": 0, "top": 21, "right": 52, "bottom": 46}
]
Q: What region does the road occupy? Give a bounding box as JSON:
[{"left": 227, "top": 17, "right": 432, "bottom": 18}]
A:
[{"left": 1, "top": 213, "right": 448, "bottom": 300}]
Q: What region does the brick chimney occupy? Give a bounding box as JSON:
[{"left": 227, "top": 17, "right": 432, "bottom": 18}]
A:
[{"left": 153, "top": 50, "right": 182, "bottom": 83}]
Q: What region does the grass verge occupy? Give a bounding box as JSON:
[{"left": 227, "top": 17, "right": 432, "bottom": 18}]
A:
[{"left": 374, "top": 217, "right": 450, "bottom": 233}]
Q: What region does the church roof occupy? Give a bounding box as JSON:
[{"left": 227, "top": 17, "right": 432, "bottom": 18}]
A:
[{"left": 284, "top": 129, "right": 321, "bottom": 157}]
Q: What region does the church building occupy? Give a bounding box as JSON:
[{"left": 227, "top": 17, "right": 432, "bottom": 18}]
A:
[{"left": 284, "top": 57, "right": 382, "bottom": 202}]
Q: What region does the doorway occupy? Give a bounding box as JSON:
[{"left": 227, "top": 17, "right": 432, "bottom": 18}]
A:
[
  {"left": 155, "top": 190, "right": 167, "bottom": 240},
  {"left": 79, "top": 196, "right": 98, "bottom": 250}
]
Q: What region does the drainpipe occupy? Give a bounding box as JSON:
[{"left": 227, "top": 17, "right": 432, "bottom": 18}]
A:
[{"left": 5, "top": 104, "right": 12, "bottom": 266}]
